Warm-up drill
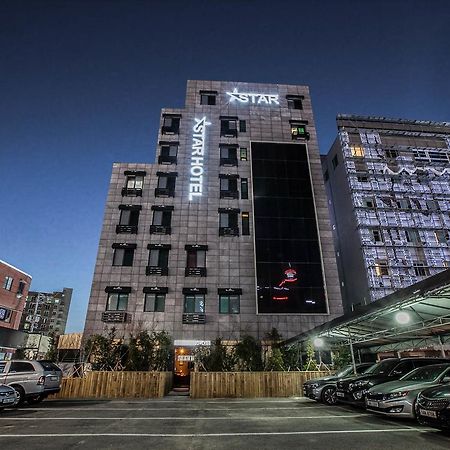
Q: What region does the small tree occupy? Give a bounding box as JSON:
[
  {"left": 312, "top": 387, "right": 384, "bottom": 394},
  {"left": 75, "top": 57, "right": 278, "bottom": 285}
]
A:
[
  {"left": 332, "top": 345, "right": 352, "bottom": 369},
  {"left": 303, "top": 340, "right": 319, "bottom": 371},
  {"left": 193, "top": 338, "right": 236, "bottom": 372},
  {"left": 45, "top": 332, "right": 59, "bottom": 362},
  {"left": 281, "top": 344, "right": 302, "bottom": 371},
  {"left": 235, "top": 335, "right": 263, "bottom": 371},
  {"left": 265, "top": 347, "right": 285, "bottom": 371},
  {"left": 84, "top": 328, "right": 127, "bottom": 371}
]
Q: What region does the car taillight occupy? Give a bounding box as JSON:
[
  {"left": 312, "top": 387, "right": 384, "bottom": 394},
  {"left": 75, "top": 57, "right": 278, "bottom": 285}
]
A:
[{"left": 37, "top": 376, "right": 45, "bottom": 385}]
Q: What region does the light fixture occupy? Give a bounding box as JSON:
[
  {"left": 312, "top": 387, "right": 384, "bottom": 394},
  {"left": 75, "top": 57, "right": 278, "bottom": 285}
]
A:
[
  {"left": 395, "top": 311, "right": 410, "bottom": 325},
  {"left": 313, "top": 337, "right": 324, "bottom": 348}
]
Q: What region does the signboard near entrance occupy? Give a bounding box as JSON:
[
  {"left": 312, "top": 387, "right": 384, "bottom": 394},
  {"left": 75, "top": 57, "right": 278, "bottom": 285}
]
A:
[
  {"left": 174, "top": 339, "right": 211, "bottom": 347},
  {"left": 177, "top": 355, "right": 194, "bottom": 362}
]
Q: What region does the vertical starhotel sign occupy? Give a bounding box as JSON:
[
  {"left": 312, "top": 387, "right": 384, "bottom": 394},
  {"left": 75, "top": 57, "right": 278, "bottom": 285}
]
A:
[{"left": 189, "top": 117, "right": 211, "bottom": 201}]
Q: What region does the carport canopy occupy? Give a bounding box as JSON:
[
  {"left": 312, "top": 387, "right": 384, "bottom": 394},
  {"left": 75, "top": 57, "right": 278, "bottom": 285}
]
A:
[{"left": 284, "top": 269, "right": 450, "bottom": 354}]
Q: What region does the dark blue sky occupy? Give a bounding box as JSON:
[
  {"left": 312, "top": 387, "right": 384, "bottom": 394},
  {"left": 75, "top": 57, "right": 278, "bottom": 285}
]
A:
[{"left": 1, "top": 0, "right": 449, "bottom": 332}]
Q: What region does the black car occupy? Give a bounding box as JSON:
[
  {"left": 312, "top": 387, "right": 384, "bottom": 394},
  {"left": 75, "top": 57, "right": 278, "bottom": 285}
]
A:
[
  {"left": 335, "top": 357, "right": 448, "bottom": 406},
  {"left": 303, "top": 363, "right": 372, "bottom": 405},
  {"left": 416, "top": 384, "right": 450, "bottom": 430}
]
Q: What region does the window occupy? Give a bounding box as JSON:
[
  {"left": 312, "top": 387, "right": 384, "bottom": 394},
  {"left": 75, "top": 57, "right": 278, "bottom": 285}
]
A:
[
  {"left": 286, "top": 95, "right": 303, "bottom": 110},
  {"left": 219, "top": 209, "right": 239, "bottom": 236},
  {"left": 9, "top": 362, "right": 35, "bottom": 373},
  {"left": 391, "top": 361, "right": 415, "bottom": 377},
  {"left": 150, "top": 207, "right": 173, "bottom": 234},
  {"left": 112, "top": 244, "right": 136, "bottom": 266},
  {"left": 242, "top": 212, "right": 250, "bottom": 236},
  {"left": 396, "top": 199, "right": 411, "bottom": 209},
  {"left": 185, "top": 245, "right": 207, "bottom": 276},
  {"left": 144, "top": 293, "right": 165, "bottom": 312},
  {"left": 375, "top": 261, "right": 389, "bottom": 276},
  {"left": 405, "top": 229, "right": 420, "bottom": 243},
  {"left": 200, "top": 90, "right": 217, "bottom": 105},
  {"left": 122, "top": 171, "right": 146, "bottom": 196},
  {"left": 159, "top": 143, "right": 178, "bottom": 165},
  {"left": 435, "top": 230, "right": 449, "bottom": 244},
  {"left": 220, "top": 117, "right": 238, "bottom": 137},
  {"left": 17, "top": 281, "right": 26, "bottom": 295},
  {"left": 219, "top": 175, "right": 238, "bottom": 199},
  {"left": 241, "top": 179, "right": 248, "bottom": 199},
  {"left": 324, "top": 170, "right": 329, "bottom": 182},
  {"left": 161, "top": 114, "right": 180, "bottom": 134},
  {"left": 240, "top": 147, "right": 248, "bottom": 161},
  {"left": 239, "top": 120, "right": 246, "bottom": 132},
  {"left": 147, "top": 246, "right": 170, "bottom": 275},
  {"left": 385, "top": 149, "right": 399, "bottom": 158},
  {"left": 219, "top": 294, "right": 240, "bottom": 314},
  {"left": 155, "top": 172, "right": 176, "bottom": 197},
  {"left": 332, "top": 154, "right": 339, "bottom": 169},
  {"left": 363, "top": 197, "right": 375, "bottom": 208},
  {"left": 372, "top": 229, "right": 383, "bottom": 243},
  {"left": 220, "top": 145, "right": 238, "bottom": 166},
  {"left": 3, "top": 276, "right": 13, "bottom": 291},
  {"left": 357, "top": 175, "right": 368, "bottom": 182},
  {"left": 0, "top": 307, "right": 11, "bottom": 322},
  {"left": 413, "top": 262, "right": 429, "bottom": 277},
  {"left": 291, "top": 123, "right": 310, "bottom": 140},
  {"left": 426, "top": 200, "right": 438, "bottom": 211},
  {"left": 183, "top": 294, "right": 205, "bottom": 313},
  {"left": 106, "top": 292, "right": 129, "bottom": 311},
  {"left": 117, "top": 205, "right": 141, "bottom": 234},
  {"left": 351, "top": 146, "right": 364, "bottom": 157}
]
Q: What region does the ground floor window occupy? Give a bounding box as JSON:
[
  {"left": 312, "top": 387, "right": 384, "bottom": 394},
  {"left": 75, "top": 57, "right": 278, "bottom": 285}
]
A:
[
  {"left": 106, "top": 293, "right": 129, "bottom": 311},
  {"left": 144, "top": 293, "right": 165, "bottom": 312},
  {"left": 184, "top": 294, "right": 205, "bottom": 313},
  {"left": 219, "top": 294, "right": 240, "bottom": 314}
]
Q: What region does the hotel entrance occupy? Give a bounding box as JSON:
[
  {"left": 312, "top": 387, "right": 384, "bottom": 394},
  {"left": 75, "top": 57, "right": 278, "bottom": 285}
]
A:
[{"left": 173, "top": 347, "right": 193, "bottom": 389}]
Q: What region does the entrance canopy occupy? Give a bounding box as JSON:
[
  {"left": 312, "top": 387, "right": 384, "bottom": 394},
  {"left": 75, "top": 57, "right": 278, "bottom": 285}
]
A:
[{"left": 284, "top": 269, "right": 450, "bottom": 353}]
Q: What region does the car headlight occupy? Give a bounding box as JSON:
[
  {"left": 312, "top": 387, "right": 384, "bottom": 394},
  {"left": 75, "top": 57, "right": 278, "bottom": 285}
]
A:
[
  {"left": 386, "top": 391, "right": 409, "bottom": 400},
  {"left": 353, "top": 380, "right": 370, "bottom": 389},
  {"left": 308, "top": 383, "right": 319, "bottom": 389}
]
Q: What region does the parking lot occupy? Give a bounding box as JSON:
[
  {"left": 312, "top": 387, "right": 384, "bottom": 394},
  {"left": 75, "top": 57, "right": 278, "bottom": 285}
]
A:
[{"left": 0, "top": 397, "right": 448, "bottom": 449}]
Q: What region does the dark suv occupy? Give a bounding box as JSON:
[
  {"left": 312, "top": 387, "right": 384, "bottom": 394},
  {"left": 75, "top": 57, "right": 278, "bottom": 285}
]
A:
[
  {"left": 335, "top": 357, "right": 448, "bottom": 406},
  {"left": 416, "top": 384, "right": 450, "bottom": 430}
]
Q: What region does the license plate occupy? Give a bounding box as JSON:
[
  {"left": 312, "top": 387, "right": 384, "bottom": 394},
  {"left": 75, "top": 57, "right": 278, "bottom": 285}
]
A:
[
  {"left": 336, "top": 391, "right": 344, "bottom": 397},
  {"left": 50, "top": 376, "right": 59, "bottom": 381},
  {"left": 2, "top": 398, "right": 15, "bottom": 404},
  {"left": 367, "top": 400, "right": 379, "bottom": 408},
  {"left": 419, "top": 409, "right": 437, "bottom": 418}
]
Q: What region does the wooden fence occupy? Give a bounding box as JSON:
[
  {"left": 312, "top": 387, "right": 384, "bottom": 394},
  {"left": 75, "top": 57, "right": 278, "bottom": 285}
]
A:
[
  {"left": 190, "top": 371, "right": 331, "bottom": 398},
  {"left": 51, "top": 371, "right": 172, "bottom": 399}
]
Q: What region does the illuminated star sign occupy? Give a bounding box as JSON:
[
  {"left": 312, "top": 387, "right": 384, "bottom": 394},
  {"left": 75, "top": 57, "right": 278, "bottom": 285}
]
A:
[
  {"left": 189, "top": 117, "right": 211, "bottom": 201},
  {"left": 226, "top": 88, "right": 279, "bottom": 105}
]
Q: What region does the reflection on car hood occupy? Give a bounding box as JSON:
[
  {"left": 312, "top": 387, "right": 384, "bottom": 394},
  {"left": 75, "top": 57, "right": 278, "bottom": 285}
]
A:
[
  {"left": 0, "top": 384, "right": 16, "bottom": 394},
  {"left": 420, "top": 385, "right": 450, "bottom": 399},
  {"left": 304, "top": 375, "right": 337, "bottom": 385},
  {"left": 368, "top": 380, "right": 439, "bottom": 394}
]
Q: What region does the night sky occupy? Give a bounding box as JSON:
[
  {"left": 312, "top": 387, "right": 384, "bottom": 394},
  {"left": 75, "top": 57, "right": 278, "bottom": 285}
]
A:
[{"left": 1, "top": 0, "right": 449, "bottom": 332}]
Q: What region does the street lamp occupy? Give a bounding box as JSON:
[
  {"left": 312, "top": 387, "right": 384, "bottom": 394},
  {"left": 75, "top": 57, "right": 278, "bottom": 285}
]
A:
[
  {"left": 313, "top": 337, "right": 324, "bottom": 348},
  {"left": 395, "top": 311, "right": 410, "bottom": 325}
]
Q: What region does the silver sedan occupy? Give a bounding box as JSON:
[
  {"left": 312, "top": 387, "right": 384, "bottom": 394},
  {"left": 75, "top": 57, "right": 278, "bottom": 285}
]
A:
[
  {"left": 0, "top": 383, "right": 18, "bottom": 410},
  {"left": 365, "top": 363, "right": 450, "bottom": 418}
]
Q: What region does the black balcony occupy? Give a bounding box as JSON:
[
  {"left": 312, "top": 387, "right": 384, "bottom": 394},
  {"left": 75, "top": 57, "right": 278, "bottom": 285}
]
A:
[
  {"left": 146, "top": 266, "right": 169, "bottom": 276},
  {"left": 220, "top": 158, "right": 238, "bottom": 167},
  {"left": 155, "top": 188, "right": 175, "bottom": 197},
  {"left": 158, "top": 155, "right": 177, "bottom": 165},
  {"left": 102, "top": 312, "right": 128, "bottom": 323},
  {"left": 150, "top": 225, "right": 171, "bottom": 235},
  {"left": 121, "top": 187, "right": 142, "bottom": 197},
  {"left": 182, "top": 313, "right": 206, "bottom": 324},
  {"left": 219, "top": 227, "right": 239, "bottom": 237},
  {"left": 220, "top": 190, "right": 239, "bottom": 199},
  {"left": 185, "top": 267, "right": 207, "bottom": 277},
  {"left": 116, "top": 225, "right": 138, "bottom": 234}
]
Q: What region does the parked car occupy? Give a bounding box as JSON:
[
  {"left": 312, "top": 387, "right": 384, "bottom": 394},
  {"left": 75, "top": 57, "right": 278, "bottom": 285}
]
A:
[
  {"left": 304, "top": 363, "right": 372, "bottom": 405},
  {"left": 0, "top": 384, "right": 18, "bottom": 410},
  {"left": 336, "top": 357, "right": 448, "bottom": 406},
  {"left": 0, "top": 360, "right": 62, "bottom": 405},
  {"left": 365, "top": 363, "right": 450, "bottom": 418},
  {"left": 416, "top": 384, "right": 450, "bottom": 430}
]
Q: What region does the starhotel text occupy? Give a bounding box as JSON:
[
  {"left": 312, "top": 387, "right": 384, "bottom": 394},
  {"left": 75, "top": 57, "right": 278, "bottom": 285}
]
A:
[{"left": 189, "top": 117, "right": 211, "bottom": 201}]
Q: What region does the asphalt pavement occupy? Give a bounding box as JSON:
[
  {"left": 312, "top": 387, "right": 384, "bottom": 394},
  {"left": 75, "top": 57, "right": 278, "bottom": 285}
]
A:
[{"left": 0, "top": 397, "right": 449, "bottom": 449}]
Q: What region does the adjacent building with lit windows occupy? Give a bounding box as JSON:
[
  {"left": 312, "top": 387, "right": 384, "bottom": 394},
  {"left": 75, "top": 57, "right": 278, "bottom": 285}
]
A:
[
  {"left": 323, "top": 115, "right": 450, "bottom": 312},
  {"left": 83, "top": 80, "right": 343, "bottom": 348}
]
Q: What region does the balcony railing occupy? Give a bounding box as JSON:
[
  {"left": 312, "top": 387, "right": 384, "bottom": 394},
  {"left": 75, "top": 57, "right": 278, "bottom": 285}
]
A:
[
  {"left": 102, "top": 312, "right": 128, "bottom": 323},
  {"left": 155, "top": 188, "right": 175, "bottom": 197},
  {"left": 220, "top": 190, "right": 239, "bottom": 199},
  {"left": 219, "top": 227, "right": 239, "bottom": 237},
  {"left": 158, "top": 155, "right": 177, "bottom": 165},
  {"left": 220, "top": 158, "right": 238, "bottom": 167},
  {"left": 185, "top": 267, "right": 207, "bottom": 277},
  {"left": 121, "top": 187, "right": 143, "bottom": 197},
  {"left": 150, "top": 225, "right": 171, "bottom": 235},
  {"left": 182, "top": 313, "right": 206, "bottom": 324},
  {"left": 116, "top": 225, "right": 138, "bottom": 234},
  {"left": 146, "top": 266, "right": 169, "bottom": 276}
]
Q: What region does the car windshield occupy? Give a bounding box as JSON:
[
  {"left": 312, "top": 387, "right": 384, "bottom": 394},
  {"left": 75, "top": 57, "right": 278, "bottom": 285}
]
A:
[
  {"left": 0, "top": 363, "right": 5, "bottom": 374},
  {"left": 38, "top": 361, "right": 61, "bottom": 372},
  {"left": 401, "top": 366, "right": 448, "bottom": 382},
  {"left": 336, "top": 366, "right": 353, "bottom": 378},
  {"left": 363, "top": 359, "right": 398, "bottom": 375}
]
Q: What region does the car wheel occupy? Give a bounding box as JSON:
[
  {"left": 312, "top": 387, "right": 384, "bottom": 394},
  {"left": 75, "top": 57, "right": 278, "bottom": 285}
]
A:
[
  {"left": 27, "top": 395, "right": 44, "bottom": 405},
  {"left": 321, "top": 386, "right": 337, "bottom": 405},
  {"left": 11, "top": 386, "right": 25, "bottom": 406}
]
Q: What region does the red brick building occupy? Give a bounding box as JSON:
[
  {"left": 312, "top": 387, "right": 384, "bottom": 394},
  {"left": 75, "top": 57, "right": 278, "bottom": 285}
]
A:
[{"left": 0, "top": 259, "right": 32, "bottom": 358}]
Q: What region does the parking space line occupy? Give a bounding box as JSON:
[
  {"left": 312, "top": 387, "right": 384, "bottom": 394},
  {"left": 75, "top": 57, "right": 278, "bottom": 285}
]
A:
[
  {"left": 0, "top": 429, "right": 431, "bottom": 437},
  {"left": 13, "top": 406, "right": 337, "bottom": 411},
  {"left": 0, "top": 414, "right": 369, "bottom": 420}
]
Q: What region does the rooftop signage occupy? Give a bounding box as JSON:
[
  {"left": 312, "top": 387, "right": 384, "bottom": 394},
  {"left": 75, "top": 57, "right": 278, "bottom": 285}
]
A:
[
  {"left": 226, "top": 88, "right": 279, "bottom": 105},
  {"left": 189, "top": 117, "right": 211, "bottom": 201}
]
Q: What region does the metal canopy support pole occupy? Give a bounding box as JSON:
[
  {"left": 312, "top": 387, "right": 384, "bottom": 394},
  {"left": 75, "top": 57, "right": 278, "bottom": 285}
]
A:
[
  {"left": 438, "top": 335, "right": 446, "bottom": 358},
  {"left": 348, "top": 327, "right": 357, "bottom": 375}
]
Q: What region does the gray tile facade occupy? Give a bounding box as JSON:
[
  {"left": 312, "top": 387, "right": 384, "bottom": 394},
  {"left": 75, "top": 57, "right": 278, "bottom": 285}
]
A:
[{"left": 83, "top": 80, "right": 343, "bottom": 342}]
